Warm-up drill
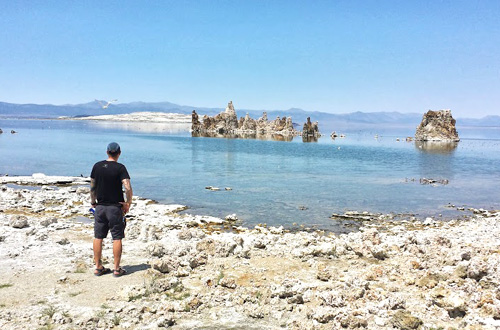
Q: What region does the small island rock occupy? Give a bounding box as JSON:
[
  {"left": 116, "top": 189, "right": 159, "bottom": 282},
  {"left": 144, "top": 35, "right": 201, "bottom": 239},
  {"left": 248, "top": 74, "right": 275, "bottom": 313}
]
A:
[{"left": 415, "top": 110, "right": 459, "bottom": 142}]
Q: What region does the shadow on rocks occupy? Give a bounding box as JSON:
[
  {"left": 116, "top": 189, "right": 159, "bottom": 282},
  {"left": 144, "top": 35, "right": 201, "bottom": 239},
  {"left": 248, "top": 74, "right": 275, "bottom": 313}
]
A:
[{"left": 125, "top": 263, "right": 150, "bottom": 274}]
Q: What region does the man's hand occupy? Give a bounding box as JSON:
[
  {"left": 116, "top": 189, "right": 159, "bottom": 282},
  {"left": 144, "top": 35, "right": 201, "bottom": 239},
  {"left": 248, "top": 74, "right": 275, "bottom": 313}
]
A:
[
  {"left": 120, "top": 202, "right": 130, "bottom": 214},
  {"left": 90, "top": 178, "right": 97, "bottom": 208},
  {"left": 121, "top": 178, "right": 133, "bottom": 214}
]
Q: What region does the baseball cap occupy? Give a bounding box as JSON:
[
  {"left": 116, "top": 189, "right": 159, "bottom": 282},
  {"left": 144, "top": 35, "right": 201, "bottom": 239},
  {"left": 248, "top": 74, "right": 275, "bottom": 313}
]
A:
[{"left": 107, "top": 142, "right": 121, "bottom": 153}]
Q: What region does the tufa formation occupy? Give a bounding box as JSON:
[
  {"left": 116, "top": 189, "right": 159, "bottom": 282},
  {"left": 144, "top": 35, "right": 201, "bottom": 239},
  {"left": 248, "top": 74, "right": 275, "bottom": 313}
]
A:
[
  {"left": 415, "top": 110, "right": 460, "bottom": 142},
  {"left": 302, "top": 117, "right": 320, "bottom": 138},
  {"left": 191, "top": 101, "right": 297, "bottom": 136}
]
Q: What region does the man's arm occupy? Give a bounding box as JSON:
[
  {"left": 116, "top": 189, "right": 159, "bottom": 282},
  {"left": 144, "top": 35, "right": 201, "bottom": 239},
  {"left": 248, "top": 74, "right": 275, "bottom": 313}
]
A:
[
  {"left": 121, "top": 178, "right": 133, "bottom": 214},
  {"left": 90, "top": 178, "right": 97, "bottom": 207}
]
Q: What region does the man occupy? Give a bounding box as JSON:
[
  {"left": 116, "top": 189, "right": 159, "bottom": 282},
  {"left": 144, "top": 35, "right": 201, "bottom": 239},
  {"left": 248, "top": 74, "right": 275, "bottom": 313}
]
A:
[{"left": 90, "top": 142, "right": 133, "bottom": 277}]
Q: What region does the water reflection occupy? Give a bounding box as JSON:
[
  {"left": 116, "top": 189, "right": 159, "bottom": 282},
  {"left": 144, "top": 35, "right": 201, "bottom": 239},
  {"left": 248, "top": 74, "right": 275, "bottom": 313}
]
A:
[
  {"left": 302, "top": 135, "right": 319, "bottom": 143},
  {"left": 416, "top": 141, "right": 457, "bottom": 180},
  {"left": 192, "top": 131, "right": 295, "bottom": 142},
  {"left": 90, "top": 121, "right": 191, "bottom": 133},
  {"left": 415, "top": 141, "right": 458, "bottom": 154}
]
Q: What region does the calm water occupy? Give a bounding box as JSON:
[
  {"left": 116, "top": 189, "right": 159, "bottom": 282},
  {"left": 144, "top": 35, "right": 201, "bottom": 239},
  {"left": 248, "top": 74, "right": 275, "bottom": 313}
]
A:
[{"left": 1, "top": 119, "right": 499, "bottom": 232}]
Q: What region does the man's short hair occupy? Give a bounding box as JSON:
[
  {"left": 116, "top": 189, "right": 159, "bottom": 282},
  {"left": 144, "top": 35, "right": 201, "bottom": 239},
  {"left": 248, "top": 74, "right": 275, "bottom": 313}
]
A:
[{"left": 107, "top": 142, "right": 121, "bottom": 155}]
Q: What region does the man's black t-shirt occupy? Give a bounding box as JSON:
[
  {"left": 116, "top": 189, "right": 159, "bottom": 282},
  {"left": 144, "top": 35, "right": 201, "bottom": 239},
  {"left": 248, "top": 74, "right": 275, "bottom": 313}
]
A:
[{"left": 90, "top": 160, "right": 130, "bottom": 206}]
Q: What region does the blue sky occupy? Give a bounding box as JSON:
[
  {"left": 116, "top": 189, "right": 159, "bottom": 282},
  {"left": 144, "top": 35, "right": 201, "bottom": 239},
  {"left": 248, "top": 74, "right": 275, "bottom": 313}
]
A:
[{"left": 0, "top": 1, "right": 499, "bottom": 117}]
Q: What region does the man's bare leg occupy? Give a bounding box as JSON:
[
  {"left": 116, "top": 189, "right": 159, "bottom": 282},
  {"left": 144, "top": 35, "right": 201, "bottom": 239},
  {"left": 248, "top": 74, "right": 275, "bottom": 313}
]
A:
[
  {"left": 113, "top": 239, "right": 122, "bottom": 271},
  {"left": 93, "top": 238, "right": 103, "bottom": 272}
]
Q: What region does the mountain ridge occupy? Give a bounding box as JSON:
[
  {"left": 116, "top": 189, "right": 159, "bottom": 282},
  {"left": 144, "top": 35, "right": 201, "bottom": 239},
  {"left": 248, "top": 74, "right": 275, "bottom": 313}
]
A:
[{"left": 0, "top": 100, "right": 499, "bottom": 127}]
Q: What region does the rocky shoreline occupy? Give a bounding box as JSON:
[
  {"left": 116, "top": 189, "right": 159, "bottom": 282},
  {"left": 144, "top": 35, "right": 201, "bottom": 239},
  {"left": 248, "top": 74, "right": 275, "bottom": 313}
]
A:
[{"left": 1, "top": 175, "right": 500, "bottom": 329}]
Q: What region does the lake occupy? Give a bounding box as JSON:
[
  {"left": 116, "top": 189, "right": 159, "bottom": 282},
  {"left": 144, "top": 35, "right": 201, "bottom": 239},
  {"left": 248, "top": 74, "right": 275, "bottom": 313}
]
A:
[{"left": 1, "top": 118, "right": 499, "bottom": 232}]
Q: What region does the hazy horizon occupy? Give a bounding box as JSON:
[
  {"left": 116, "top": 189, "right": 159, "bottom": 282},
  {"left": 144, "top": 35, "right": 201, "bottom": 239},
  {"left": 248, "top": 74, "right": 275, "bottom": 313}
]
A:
[
  {"left": 3, "top": 98, "right": 500, "bottom": 120},
  {"left": 1, "top": 1, "right": 499, "bottom": 118}
]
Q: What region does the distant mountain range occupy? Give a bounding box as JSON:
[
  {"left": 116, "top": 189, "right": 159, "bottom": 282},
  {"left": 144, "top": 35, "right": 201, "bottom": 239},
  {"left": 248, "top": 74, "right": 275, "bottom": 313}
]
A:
[{"left": 1, "top": 100, "right": 499, "bottom": 128}]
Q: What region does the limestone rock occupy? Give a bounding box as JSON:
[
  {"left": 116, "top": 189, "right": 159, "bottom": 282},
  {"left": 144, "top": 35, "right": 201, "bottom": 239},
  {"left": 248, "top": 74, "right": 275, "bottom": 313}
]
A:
[
  {"left": 316, "top": 262, "right": 331, "bottom": 281},
  {"left": 302, "top": 117, "right": 320, "bottom": 142},
  {"left": 319, "top": 290, "right": 345, "bottom": 308},
  {"left": 390, "top": 310, "right": 423, "bottom": 329},
  {"left": 156, "top": 315, "right": 175, "bottom": 327},
  {"left": 9, "top": 215, "right": 28, "bottom": 229},
  {"left": 191, "top": 110, "right": 200, "bottom": 132},
  {"left": 56, "top": 238, "right": 69, "bottom": 245},
  {"left": 225, "top": 214, "right": 238, "bottom": 221},
  {"left": 189, "top": 253, "right": 207, "bottom": 269},
  {"left": 76, "top": 186, "right": 90, "bottom": 194},
  {"left": 371, "top": 245, "right": 389, "bottom": 260},
  {"left": 467, "top": 257, "right": 488, "bottom": 281},
  {"left": 191, "top": 101, "right": 297, "bottom": 137},
  {"left": 196, "top": 238, "right": 216, "bottom": 255},
  {"left": 40, "top": 218, "right": 57, "bottom": 227},
  {"left": 148, "top": 243, "right": 166, "bottom": 257},
  {"left": 151, "top": 256, "right": 180, "bottom": 274},
  {"left": 247, "top": 306, "right": 266, "bottom": 319},
  {"left": 309, "top": 306, "right": 335, "bottom": 323},
  {"left": 240, "top": 113, "right": 257, "bottom": 130},
  {"left": 439, "top": 293, "right": 467, "bottom": 318},
  {"left": 219, "top": 277, "right": 237, "bottom": 289},
  {"left": 415, "top": 110, "right": 460, "bottom": 142},
  {"left": 32, "top": 173, "right": 47, "bottom": 179},
  {"left": 177, "top": 228, "right": 192, "bottom": 240},
  {"left": 151, "top": 259, "right": 170, "bottom": 273},
  {"left": 454, "top": 265, "right": 468, "bottom": 279},
  {"left": 339, "top": 315, "right": 368, "bottom": 328}
]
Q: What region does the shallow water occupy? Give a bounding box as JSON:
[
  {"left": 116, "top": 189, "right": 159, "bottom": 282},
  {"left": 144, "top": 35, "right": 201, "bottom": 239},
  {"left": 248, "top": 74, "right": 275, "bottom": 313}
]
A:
[
  {"left": 70, "top": 215, "right": 94, "bottom": 224},
  {"left": 1, "top": 119, "right": 499, "bottom": 231}
]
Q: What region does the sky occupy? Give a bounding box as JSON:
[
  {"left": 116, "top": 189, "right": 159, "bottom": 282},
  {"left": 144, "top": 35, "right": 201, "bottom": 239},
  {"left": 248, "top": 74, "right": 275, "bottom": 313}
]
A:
[{"left": 0, "top": 1, "right": 499, "bottom": 117}]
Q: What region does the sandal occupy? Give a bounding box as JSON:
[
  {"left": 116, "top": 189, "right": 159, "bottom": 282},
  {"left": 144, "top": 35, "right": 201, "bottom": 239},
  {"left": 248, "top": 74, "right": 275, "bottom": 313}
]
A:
[
  {"left": 94, "top": 267, "right": 111, "bottom": 276},
  {"left": 113, "top": 267, "right": 127, "bottom": 277}
]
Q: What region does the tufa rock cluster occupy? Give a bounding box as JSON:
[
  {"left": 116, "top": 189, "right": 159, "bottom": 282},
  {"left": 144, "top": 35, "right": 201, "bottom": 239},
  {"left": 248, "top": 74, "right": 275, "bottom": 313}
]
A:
[
  {"left": 415, "top": 110, "right": 460, "bottom": 142},
  {"left": 192, "top": 101, "right": 296, "bottom": 136}
]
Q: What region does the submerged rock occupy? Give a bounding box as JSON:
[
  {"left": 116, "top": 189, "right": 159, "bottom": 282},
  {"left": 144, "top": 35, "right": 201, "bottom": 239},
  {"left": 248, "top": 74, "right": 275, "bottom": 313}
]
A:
[
  {"left": 415, "top": 109, "right": 460, "bottom": 142},
  {"left": 420, "top": 178, "right": 449, "bottom": 185}
]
